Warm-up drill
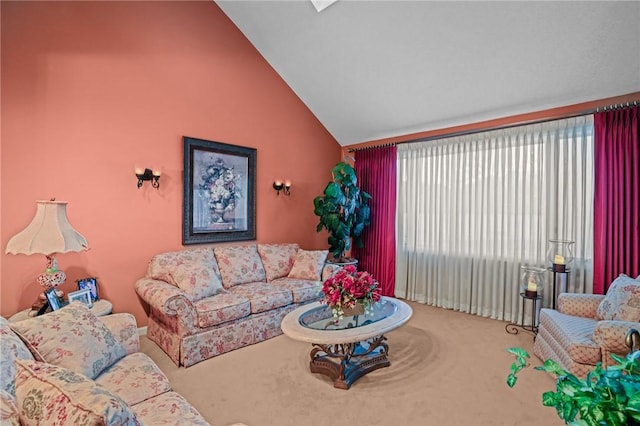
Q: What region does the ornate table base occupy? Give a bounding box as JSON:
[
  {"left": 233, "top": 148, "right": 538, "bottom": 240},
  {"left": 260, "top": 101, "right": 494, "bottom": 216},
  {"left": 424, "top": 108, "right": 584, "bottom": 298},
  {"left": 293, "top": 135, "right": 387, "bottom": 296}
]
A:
[{"left": 309, "top": 335, "right": 389, "bottom": 389}]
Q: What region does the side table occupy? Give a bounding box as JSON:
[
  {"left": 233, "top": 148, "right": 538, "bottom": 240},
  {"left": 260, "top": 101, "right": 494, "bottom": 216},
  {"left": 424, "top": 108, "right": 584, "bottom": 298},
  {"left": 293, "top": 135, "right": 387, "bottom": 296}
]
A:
[
  {"left": 8, "top": 299, "right": 113, "bottom": 323},
  {"left": 505, "top": 292, "right": 541, "bottom": 336},
  {"left": 548, "top": 267, "right": 571, "bottom": 310}
]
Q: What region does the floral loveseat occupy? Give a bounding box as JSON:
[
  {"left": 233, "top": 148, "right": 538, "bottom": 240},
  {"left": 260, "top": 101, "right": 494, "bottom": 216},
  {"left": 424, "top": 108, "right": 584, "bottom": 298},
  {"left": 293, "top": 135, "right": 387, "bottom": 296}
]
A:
[
  {"left": 1, "top": 303, "right": 209, "bottom": 425},
  {"left": 135, "top": 243, "right": 330, "bottom": 367},
  {"left": 534, "top": 273, "right": 640, "bottom": 377}
]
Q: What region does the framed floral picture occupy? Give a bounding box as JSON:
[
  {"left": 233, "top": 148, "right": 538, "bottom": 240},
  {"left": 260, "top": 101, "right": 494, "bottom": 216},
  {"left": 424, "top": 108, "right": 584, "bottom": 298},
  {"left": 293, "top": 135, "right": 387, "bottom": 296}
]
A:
[{"left": 183, "top": 136, "right": 256, "bottom": 244}]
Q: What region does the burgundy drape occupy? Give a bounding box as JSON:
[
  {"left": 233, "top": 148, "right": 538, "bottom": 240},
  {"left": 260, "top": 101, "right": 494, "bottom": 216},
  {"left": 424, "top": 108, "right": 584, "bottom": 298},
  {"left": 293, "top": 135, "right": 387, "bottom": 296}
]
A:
[
  {"left": 352, "top": 146, "right": 397, "bottom": 297},
  {"left": 593, "top": 106, "right": 640, "bottom": 294}
]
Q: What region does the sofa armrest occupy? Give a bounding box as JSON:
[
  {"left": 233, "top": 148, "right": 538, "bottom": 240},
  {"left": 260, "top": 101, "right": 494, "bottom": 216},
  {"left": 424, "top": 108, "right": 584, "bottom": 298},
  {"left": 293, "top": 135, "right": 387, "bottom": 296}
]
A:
[
  {"left": 134, "top": 278, "right": 199, "bottom": 335},
  {"left": 557, "top": 293, "right": 604, "bottom": 318},
  {"left": 593, "top": 320, "right": 640, "bottom": 356},
  {"left": 135, "top": 278, "right": 195, "bottom": 316},
  {"left": 100, "top": 313, "right": 139, "bottom": 355}
]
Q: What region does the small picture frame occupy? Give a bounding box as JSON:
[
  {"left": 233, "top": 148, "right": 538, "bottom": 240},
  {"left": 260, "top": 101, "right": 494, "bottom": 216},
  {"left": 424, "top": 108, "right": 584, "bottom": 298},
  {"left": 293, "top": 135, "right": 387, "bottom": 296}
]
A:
[
  {"left": 45, "top": 288, "right": 62, "bottom": 311},
  {"left": 77, "top": 277, "right": 99, "bottom": 302},
  {"left": 68, "top": 288, "right": 93, "bottom": 308}
]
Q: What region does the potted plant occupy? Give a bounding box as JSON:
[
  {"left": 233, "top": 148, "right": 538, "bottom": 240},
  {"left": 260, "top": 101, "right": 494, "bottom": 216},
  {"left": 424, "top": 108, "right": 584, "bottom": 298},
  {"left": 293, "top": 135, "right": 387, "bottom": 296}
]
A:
[
  {"left": 313, "top": 160, "right": 371, "bottom": 263},
  {"left": 506, "top": 346, "right": 640, "bottom": 425}
]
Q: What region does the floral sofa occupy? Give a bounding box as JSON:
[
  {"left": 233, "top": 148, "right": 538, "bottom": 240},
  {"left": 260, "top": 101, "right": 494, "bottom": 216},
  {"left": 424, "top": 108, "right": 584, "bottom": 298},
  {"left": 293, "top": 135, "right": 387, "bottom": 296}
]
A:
[
  {"left": 534, "top": 273, "right": 640, "bottom": 377},
  {"left": 0, "top": 303, "right": 209, "bottom": 425},
  {"left": 135, "top": 243, "right": 330, "bottom": 367}
]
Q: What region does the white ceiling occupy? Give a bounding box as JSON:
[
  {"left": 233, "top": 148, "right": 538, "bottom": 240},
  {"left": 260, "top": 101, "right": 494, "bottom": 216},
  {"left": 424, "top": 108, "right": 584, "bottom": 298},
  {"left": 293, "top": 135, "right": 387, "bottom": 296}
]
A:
[{"left": 216, "top": 1, "right": 640, "bottom": 146}]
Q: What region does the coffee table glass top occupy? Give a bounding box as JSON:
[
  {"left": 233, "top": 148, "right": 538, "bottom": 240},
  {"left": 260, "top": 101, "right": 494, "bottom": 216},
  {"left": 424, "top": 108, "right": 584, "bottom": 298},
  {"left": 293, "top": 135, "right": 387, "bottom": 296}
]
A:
[
  {"left": 282, "top": 296, "right": 413, "bottom": 345},
  {"left": 299, "top": 300, "right": 397, "bottom": 331}
]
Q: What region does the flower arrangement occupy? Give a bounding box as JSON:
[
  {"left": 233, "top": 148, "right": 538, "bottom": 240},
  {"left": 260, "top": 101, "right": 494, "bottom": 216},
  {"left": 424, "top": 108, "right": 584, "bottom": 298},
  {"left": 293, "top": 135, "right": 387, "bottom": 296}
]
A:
[
  {"left": 321, "top": 265, "right": 381, "bottom": 318},
  {"left": 199, "top": 158, "right": 241, "bottom": 223}
]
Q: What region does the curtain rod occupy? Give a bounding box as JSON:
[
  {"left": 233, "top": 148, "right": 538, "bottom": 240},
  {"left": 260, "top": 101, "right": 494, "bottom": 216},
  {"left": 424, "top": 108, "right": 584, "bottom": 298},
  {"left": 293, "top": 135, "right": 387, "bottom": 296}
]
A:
[
  {"left": 347, "top": 99, "right": 639, "bottom": 152},
  {"left": 347, "top": 142, "right": 396, "bottom": 153}
]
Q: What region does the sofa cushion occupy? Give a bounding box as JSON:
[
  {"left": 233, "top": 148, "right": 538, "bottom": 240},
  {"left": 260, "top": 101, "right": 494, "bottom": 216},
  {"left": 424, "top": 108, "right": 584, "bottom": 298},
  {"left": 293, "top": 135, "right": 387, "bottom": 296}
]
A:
[
  {"left": 271, "top": 277, "right": 322, "bottom": 303},
  {"left": 10, "top": 304, "right": 126, "bottom": 380},
  {"left": 148, "top": 248, "right": 223, "bottom": 301},
  {"left": 0, "top": 390, "right": 20, "bottom": 426},
  {"left": 257, "top": 243, "right": 299, "bottom": 281},
  {"left": 194, "top": 292, "right": 252, "bottom": 328},
  {"left": 131, "top": 391, "right": 209, "bottom": 426},
  {"left": 596, "top": 274, "right": 640, "bottom": 321},
  {"left": 538, "top": 308, "right": 601, "bottom": 365},
  {"left": 228, "top": 282, "right": 293, "bottom": 314},
  {"left": 287, "top": 249, "right": 328, "bottom": 281},
  {"left": 0, "top": 317, "right": 34, "bottom": 396},
  {"left": 214, "top": 245, "right": 267, "bottom": 288},
  {"left": 14, "top": 359, "right": 139, "bottom": 425},
  {"left": 94, "top": 352, "right": 172, "bottom": 406}
]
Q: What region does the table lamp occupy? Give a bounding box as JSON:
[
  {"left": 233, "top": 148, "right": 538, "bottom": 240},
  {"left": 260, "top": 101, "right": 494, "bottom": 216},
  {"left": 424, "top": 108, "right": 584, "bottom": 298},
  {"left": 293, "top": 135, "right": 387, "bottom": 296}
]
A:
[{"left": 5, "top": 200, "right": 89, "bottom": 305}]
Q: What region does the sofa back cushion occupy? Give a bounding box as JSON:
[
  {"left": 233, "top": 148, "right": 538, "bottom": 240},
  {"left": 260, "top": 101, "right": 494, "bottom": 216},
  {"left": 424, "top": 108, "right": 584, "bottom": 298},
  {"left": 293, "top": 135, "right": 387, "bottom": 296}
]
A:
[
  {"left": 214, "top": 245, "right": 267, "bottom": 288},
  {"left": 287, "top": 249, "right": 329, "bottom": 281},
  {"left": 0, "top": 317, "right": 34, "bottom": 396},
  {"left": 15, "top": 359, "right": 139, "bottom": 425},
  {"left": 596, "top": 274, "right": 640, "bottom": 321},
  {"left": 257, "top": 243, "right": 299, "bottom": 281},
  {"left": 147, "top": 248, "right": 224, "bottom": 301},
  {"left": 10, "top": 304, "right": 126, "bottom": 380}
]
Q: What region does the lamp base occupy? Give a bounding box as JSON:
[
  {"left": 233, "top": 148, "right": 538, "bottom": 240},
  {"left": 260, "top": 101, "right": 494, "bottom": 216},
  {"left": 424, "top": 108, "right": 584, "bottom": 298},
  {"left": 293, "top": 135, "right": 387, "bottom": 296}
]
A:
[{"left": 552, "top": 263, "right": 566, "bottom": 273}]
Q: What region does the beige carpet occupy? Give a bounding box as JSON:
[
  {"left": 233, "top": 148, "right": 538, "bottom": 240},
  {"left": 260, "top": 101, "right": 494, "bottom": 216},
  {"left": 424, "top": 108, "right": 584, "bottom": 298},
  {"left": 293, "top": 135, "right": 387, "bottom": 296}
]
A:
[{"left": 140, "top": 301, "right": 561, "bottom": 426}]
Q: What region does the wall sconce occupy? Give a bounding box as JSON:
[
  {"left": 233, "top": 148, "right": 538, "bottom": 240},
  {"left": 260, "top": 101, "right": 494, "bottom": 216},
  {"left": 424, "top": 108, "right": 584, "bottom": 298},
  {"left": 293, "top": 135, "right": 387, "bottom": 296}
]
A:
[
  {"left": 135, "top": 168, "right": 161, "bottom": 189},
  {"left": 273, "top": 180, "right": 291, "bottom": 196}
]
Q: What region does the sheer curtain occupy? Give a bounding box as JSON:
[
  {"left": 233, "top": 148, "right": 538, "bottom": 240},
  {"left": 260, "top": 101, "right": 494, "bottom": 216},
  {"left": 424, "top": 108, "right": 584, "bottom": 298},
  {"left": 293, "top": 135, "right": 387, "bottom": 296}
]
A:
[{"left": 395, "top": 116, "right": 594, "bottom": 321}]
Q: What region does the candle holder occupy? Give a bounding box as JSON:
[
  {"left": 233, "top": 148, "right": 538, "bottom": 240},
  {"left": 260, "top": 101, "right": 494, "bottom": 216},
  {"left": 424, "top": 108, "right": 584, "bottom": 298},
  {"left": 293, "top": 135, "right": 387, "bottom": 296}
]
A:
[
  {"left": 546, "top": 239, "right": 574, "bottom": 272},
  {"left": 521, "top": 265, "right": 546, "bottom": 298}
]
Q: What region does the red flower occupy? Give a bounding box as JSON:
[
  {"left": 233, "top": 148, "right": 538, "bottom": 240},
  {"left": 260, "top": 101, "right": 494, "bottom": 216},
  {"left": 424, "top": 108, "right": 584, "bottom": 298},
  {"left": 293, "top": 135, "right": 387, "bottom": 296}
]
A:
[{"left": 320, "top": 266, "right": 381, "bottom": 317}]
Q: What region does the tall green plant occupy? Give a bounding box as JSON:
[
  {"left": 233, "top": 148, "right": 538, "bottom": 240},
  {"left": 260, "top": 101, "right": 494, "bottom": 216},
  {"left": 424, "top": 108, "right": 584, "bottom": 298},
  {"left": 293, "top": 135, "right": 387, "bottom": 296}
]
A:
[
  {"left": 313, "top": 161, "right": 371, "bottom": 261},
  {"left": 506, "top": 347, "right": 640, "bottom": 426}
]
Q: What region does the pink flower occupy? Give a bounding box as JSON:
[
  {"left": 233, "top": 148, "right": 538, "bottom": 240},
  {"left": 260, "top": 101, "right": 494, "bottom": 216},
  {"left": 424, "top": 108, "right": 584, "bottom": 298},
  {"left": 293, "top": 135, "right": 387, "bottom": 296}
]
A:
[{"left": 320, "top": 266, "right": 381, "bottom": 316}]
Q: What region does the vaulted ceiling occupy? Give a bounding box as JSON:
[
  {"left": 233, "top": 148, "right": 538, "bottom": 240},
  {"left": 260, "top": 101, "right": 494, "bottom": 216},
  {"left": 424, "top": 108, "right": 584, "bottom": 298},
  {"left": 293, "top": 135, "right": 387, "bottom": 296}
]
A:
[{"left": 216, "top": 1, "right": 640, "bottom": 146}]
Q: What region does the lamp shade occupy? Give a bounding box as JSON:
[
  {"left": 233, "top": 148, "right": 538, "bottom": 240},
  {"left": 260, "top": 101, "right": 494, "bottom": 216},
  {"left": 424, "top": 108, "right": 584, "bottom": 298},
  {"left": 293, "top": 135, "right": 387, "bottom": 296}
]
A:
[{"left": 5, "top": 200, "right": 88, "bottom": 256}]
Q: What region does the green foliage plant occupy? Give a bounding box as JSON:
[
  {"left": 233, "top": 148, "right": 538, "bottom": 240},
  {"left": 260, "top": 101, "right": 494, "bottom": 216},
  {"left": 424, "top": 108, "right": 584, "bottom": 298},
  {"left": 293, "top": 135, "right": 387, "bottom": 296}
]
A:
[
  {"left": 313, "top": 161, "right": 371, "bottom": 262},
  {"left": 506, "top": 347, "right": 640, "bottom": 426}
]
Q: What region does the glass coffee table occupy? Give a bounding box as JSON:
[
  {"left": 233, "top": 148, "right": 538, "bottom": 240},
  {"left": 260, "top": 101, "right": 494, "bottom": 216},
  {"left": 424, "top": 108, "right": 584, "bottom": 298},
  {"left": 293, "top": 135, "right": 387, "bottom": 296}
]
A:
[{"left": 281, "top": 296, "right": 412, "bottom": 389}]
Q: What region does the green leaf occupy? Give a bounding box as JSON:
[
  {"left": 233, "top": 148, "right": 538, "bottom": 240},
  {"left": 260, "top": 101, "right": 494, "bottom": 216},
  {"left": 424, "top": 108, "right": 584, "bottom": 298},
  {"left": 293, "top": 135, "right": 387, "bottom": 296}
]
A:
[
  {"left": 507, "top": 373, "right": 517, "bottom": 388},
  {"left": 506, "top": 347, "right": 530, "bottom": 358}
]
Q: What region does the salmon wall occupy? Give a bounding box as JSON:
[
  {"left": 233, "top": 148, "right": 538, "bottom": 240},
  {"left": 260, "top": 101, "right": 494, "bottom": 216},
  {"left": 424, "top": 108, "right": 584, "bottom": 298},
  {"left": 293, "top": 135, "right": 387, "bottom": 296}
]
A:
[{"left": 1, "top": 1, "right": 341, "bottom": 324}]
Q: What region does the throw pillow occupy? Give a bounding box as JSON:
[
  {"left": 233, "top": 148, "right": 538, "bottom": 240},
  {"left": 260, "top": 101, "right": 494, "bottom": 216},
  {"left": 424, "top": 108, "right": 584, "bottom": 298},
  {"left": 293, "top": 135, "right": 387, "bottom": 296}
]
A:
[
  {"left": 257, "top": 243, "right": 299, "bottom": 281},
  {"left": 596, "top": 274, "right": 640, "bottom": 321},
  {"left": 0, "top": 317, "right": 34, "bottom": 396},
  {"left": 167, "top": 249, "right": 225, "bottom": 301},
  {"left": 147, "top": 248, "right": 223, "bottom": 287},
  {"left": 10, "top": 304, "right": 126, "bottom": 380},
  {"left": 287, "top": 249, "right": 329, "bottom": 281},
  {"left": 14, "top": 359, "right": 139, "bottom": 425},
  {"left": 214, "top": 245, "right": 267, "bottom": 288}
]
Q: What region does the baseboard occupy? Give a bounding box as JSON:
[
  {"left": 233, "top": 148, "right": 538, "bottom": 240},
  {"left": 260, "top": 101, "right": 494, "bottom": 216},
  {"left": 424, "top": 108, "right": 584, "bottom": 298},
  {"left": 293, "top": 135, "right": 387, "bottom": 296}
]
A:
[{"left": 137, "top": 326, "right": 147, "bottom": 336}]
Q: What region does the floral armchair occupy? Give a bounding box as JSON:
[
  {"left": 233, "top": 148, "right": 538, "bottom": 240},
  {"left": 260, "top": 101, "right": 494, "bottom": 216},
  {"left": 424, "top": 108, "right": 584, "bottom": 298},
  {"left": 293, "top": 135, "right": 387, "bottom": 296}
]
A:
[{"left": 534, "top": 274, "right": 640, "bottom": 377}]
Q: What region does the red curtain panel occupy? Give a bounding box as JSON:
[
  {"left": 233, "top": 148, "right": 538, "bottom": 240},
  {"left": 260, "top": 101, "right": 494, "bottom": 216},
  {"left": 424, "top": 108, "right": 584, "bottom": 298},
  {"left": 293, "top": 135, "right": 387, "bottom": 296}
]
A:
[
  {"left": 593, "top": 106, "right": 640, "bottom": 294},
  {"left": 352, "top": 145, "right": 397, "bottom": 296}
]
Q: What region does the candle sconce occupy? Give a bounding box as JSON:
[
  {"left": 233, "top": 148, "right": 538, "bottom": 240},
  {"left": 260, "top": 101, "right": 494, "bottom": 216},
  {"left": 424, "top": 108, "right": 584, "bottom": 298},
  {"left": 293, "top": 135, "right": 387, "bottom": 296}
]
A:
[
  {"left": 273, "top": 179, "right": 291, "bottom": 196},
  {"left": 521, "top": 266, "right": 546, "bottom": 298},
  {"left": 546, "top": 239, "right": 574, "bottom": 272},
  {"left": 136, "top": 168, "right": 161, "bottom": 189}
]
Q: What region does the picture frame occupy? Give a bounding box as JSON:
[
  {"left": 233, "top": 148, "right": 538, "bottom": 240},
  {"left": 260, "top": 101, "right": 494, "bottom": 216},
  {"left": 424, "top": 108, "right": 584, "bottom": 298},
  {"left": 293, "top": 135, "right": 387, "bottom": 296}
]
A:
[
  {"left": 77, "top": 277, "right": 99, "bottom": 302},
  {"left": 45, "top": 288, "right": 62, "bottom": 311},
  {"left": 68, "top": 288, "right": 93, "bottom": 308},
  {"left": 183, "top": 136, "right": 256, "bottom": 244}
]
